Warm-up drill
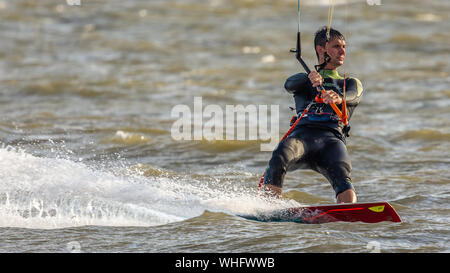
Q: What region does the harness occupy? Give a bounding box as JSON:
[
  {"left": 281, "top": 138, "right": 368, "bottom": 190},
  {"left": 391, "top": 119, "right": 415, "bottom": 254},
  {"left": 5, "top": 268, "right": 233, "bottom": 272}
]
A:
[{"left": 289, "top": 71, "right": 350, "bottom": 135}]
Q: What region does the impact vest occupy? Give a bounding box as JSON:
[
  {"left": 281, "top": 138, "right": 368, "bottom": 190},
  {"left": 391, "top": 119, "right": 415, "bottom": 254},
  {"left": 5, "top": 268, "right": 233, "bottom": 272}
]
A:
[{"left": 284, "top": 70, "right": 363, "bottom": 138}]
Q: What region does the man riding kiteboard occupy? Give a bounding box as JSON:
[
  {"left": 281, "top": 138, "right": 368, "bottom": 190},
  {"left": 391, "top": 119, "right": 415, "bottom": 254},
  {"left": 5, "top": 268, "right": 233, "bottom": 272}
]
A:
[{"left": 261, "top": 26, "right": 364, "bottom": 203}]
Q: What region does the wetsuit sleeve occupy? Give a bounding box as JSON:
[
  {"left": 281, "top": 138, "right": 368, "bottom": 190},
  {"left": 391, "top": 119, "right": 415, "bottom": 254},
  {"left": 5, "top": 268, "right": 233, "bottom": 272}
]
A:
[
  {"left": 284, "top": 73, "right": 311, "bottom": 95},
  {"left": 344, "top": 78, "right": 363, "bottom": 106}
]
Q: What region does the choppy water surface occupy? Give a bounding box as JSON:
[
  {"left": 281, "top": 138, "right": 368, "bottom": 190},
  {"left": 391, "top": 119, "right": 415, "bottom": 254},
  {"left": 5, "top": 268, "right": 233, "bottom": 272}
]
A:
[{"left": 0, "top": 0, "right": 449, "bottom": 253}]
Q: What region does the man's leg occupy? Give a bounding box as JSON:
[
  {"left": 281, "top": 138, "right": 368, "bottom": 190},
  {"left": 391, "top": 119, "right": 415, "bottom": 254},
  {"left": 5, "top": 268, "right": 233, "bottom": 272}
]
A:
[
  {"left": 317, "top": 137, "right": 357, "bottom": 203},
  {"left": 262, "top": 137, "right": 305, "bottom": 197}
]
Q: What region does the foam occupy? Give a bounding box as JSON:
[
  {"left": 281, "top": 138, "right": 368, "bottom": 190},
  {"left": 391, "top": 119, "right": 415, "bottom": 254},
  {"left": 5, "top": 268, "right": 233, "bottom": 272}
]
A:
[{"left": 0, "top": 145, "right": 299, "bottom": 229}]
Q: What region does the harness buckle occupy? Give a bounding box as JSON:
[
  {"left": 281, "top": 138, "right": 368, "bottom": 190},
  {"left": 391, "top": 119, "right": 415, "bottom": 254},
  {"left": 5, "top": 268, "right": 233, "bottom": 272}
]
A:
[{"left": 343, "top": 124, "right": 351, "bottom": 137}]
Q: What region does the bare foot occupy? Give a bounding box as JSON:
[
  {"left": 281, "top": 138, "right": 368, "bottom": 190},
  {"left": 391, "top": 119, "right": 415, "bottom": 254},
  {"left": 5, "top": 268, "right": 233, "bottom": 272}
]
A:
[
  {"left": 261, "top": 184, "right": 282, "bottom": 198},
  {"left": 336, "top": 189, "right": 357, "bottom": 203}
]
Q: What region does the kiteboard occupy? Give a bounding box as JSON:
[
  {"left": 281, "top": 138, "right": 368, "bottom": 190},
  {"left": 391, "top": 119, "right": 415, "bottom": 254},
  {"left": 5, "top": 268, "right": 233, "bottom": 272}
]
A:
[{"left": 240, "top": 202, "right": 401, "bottom": 224}]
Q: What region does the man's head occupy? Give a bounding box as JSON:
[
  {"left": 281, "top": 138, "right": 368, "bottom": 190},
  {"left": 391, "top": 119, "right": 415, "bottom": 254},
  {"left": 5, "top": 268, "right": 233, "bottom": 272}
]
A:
[{"left": 314, "top": 26, "right": 346, "bottom": 69}]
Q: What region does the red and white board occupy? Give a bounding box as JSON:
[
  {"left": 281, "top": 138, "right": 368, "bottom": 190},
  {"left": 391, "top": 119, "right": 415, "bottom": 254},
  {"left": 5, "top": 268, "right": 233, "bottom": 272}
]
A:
[{"left": 240, "top": 202, "right": 402, "bottom": 224}]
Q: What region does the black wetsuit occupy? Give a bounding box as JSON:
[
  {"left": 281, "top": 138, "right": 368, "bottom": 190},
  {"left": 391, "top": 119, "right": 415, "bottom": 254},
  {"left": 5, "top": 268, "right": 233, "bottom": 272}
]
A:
[{"left": 263, "top": 69, "right": 364, "bottom": 196}]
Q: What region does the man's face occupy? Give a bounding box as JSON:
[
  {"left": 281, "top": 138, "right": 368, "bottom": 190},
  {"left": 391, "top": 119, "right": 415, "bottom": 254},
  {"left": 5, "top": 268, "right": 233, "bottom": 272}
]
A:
[
  {"left": 326, "top": 38, "right": 346, "bottom": 67},
  {"left": 317, "top": 37, "right": 346, "bottom": 69}
]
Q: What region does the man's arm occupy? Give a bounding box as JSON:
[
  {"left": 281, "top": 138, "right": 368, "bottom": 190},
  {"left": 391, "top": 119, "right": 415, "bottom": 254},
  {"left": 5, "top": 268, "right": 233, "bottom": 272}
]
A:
[
  {"left": 344, "top": 78, "right": 364, "bottom": 106},
  {"left": 284, "top": 73, "right": 311, "bottom": 94}
]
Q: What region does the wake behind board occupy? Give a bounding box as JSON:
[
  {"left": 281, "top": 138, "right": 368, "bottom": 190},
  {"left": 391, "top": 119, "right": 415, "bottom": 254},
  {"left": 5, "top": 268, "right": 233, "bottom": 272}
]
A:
[{"left": 240, "top": 202, "right": 401, "bottom": 224}]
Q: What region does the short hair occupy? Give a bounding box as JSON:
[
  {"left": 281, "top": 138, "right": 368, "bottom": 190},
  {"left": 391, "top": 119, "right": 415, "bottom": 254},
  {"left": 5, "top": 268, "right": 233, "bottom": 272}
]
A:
[{"left": 314, "top": 26, "right": 346, "bottom": 60}]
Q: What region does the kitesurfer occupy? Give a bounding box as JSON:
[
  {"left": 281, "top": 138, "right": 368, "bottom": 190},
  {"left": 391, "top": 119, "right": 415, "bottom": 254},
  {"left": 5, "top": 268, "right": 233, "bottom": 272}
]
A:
[{"left": 262, "top": 27, "right": 363, "bottom": 203}]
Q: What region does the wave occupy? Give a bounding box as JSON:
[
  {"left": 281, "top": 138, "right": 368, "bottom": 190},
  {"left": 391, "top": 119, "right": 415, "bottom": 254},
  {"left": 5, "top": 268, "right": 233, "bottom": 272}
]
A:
[
  {"left": 100, "top": 130, "right": 153, "bottom": 145},
  {"left": 192, "top": 139, "right": 263, "bottom": 153},
  {"left": 0, "top": 145, "right": 299, "bottom": 229},
  {"left": 392, "top": 129, "right": 450, "bottom": 142},
  {"left": 303, "top": 0, "right": 359, "bottom": 7}
]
